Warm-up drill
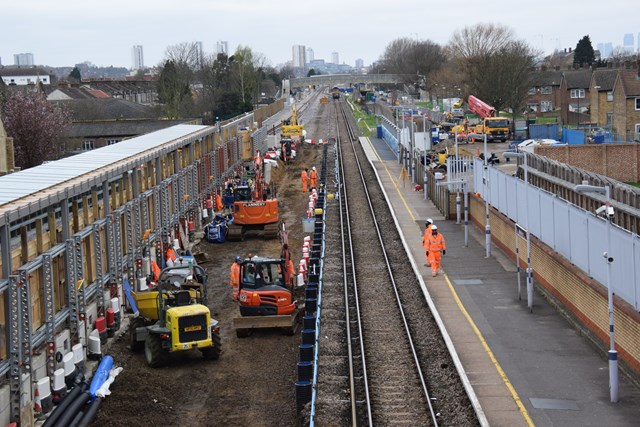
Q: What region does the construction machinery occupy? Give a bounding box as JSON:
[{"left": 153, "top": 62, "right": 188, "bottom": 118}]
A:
[
  {"left": 281, "top": 104, "right": 304, "bottom": 141},
  {"left": 127, "top": 258, "right": 222, "bottom": 367},
  {"left": 226, "top": 153, "right": 279, "bottom": 240},
  {"left": 233, "top": 223, "right": 300, "bottom": 337},
  {"left": 467, "top": 95, "right": 510, "bottom": 142}
]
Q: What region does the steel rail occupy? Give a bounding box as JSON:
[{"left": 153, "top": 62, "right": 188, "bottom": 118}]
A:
[{"left": 337, "top": 100, "right": 439, "bottom": 426}]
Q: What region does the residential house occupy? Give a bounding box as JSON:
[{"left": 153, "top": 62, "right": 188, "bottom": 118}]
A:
[
  {"left": 559, "top": 68, "right": 593, "bottom": 127},
  {"left": 589, "top": 68, "right": 618, "bottom": 128},
  {"left": 0, "top": 67, "right": 52, "bottom": 86},
  {"left": 612, "top": 69, "right": 640, "bottom": 140},
  {"left": 83, "top": 79, "right": 158, "bottom": 105},
  {"left": 47, "top": 85, "right": 112, "bottom": 101},
  {"left": 526, "top": 68, "right": 563, "bottom": 116}
]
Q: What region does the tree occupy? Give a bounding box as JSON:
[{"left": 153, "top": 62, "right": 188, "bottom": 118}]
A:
[
  {"left": 69, "top": 66, "right": 81, "bottom": 82},
  {"left": 574, "top": 35, "right": 595, "bottom": 67},
  {"left": 379, "top": 38, "right": 445, "bottom": 89},
  {"left": 157, "top": 60, "right": 192, "bottom": 119},
  {"left": 164, "top": 42, "right": 202, "bottom": 74},
  {"left": 448, "top": 23, "right": 514, "bottom": 62},
  {"left": 200, "top": 53, "right": 239, "bottom": 122},
  {"left": 448, "top": 24, "right": 536, "bottom": 116},
  {"left": 1, "top": 90, "right": 72, "bottom": 168},
  {"left": 307, "top": 69, "right": 317, "bottom": 77},
  {"left": 232, "top": 46, "right": 266, "bottom": 111}
]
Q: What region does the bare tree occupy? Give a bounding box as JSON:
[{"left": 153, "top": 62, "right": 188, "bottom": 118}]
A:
[
  {"left": 448, "top": 23, "right": 515, "bottom": 62},
  {"left": 448, "top": 24, "right": 536, "bottom": 117},
  {"left": 380, "top": 38, "right": 445, "bottom": 89},
  {"left": 164, "top": 42, "right": 201, "bottom": 72},
  {"left": 608, "top": 46, "right": 638, "bottom": 64}
]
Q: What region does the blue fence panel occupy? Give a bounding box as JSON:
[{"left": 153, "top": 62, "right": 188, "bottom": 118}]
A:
[
  {"left": 561, "top": 128, "right": 586, "bottom": 145},
  {"left": 529, "top": 124, "right": 559, "bottom": 139}
]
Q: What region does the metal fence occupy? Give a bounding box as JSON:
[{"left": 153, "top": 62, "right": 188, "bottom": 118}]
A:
[{"left": 474, "top": 159, "right": 640, "bottom": 310}]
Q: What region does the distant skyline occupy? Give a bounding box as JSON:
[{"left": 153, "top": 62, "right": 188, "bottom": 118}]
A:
[{"left": 0, "top": 0, "right": 638, "bottom": 69}]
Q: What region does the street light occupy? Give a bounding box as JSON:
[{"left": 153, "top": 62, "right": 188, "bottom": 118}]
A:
[
  {"left": 504, "top": 151, "right": 533, "bottom": 311},
  {"left": 483, "top": 133, "right": 491, "bottom": 257},
  {"left": 575, "top": 182, "right": 618, "bottom": 403}
]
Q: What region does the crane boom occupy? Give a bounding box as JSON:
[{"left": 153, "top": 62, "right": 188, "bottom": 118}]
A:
[{"left": 468, "top": 95, "right": 496, "bottom": 118}]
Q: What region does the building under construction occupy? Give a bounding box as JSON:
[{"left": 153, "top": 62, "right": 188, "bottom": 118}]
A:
[{"left": 0, "top": 112, "right": 270, "bottom": 425}]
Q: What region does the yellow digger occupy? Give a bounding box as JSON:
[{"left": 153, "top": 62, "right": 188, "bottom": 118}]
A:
[
  {"left": 281, "top": 104, "right": 304, "bottom": 141},
  {"left": 126, "top": 258, "right": 221, "bottom": 367}
]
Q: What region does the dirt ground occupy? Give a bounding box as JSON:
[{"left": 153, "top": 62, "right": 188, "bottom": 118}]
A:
[{"left": 92, "top": 102, "right": 331, "bottom": 426}]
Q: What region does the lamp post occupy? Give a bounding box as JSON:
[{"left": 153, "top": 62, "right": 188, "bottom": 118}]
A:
[
  {"left": 575, "top": 183, "right": 618, "bottom": 403},
  {"left": 504, "top": 151, "right": 533, "bottom": 311},
  {"left": 423, "top": 114, "right": 428, "bottom": 201},
  {"left": 483, "top": 133, "right": 491, "bottom": 257}
]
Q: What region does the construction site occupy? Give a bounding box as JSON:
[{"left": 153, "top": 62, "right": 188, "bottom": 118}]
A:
[{"left": 0, "top": 92, "right": 334, "bottom": 426}]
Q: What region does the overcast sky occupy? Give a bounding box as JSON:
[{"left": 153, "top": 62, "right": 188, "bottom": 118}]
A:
[{"left": 1, "top": 0, "right": 638, "bottom": 69}]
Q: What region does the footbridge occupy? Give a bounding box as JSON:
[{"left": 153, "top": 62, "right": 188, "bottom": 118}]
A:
[{"left": 288, "top": 73, "right": 412, "bottom": 89}]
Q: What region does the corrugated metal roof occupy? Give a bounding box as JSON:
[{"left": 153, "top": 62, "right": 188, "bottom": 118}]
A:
[{"left": 0, "top": 124, "right": 208, "bottom": 206}]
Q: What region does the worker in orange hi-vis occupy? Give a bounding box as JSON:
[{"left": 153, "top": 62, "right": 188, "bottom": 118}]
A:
[
  {"left": 422, "top": 218, "right": 434, "bottom": 266},
  {"left": 165, "top": 247, "right": 177, "bottom": 265},
  {"left": 286, "top": 258, "right": 296, "bottom": 288},
  {"left": 151, "top": 260, "right": 161, "bottom": 282},
  {"left": 309, "top": 166, "right": 318, "bottom": 189},
  {"left": 230, "top": 256, "right": 241, "bottom": 300},
  {"left": 215, "top": 193, "right": 223, "bottom": 211},
  {"left": 301, "top": 168, "right": 309, "bottom": 193},
  {"left": 425, "top": 225, "right": 446, "bottom": 277}
]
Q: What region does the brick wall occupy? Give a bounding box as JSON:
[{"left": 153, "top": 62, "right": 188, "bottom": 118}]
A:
[
  {"left": 468, "top": 195, "right": 640, "bottom": 378},
  {"left": 536, "top": 144, "right": 640, "bottom": 182}
]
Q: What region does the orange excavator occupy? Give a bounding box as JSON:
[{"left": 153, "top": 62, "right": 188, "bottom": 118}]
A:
[
  {"left": 226, "top": 152, "right": 279, "bottom": 240},
  {"left": 233, "top": 223, "right": 300, "bottom": 337}
]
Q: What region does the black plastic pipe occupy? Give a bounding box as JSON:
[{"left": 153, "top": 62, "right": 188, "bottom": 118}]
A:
[
  {"left": 77, "top": 398, "right": 103, "bottom": 427},
  {"left": 42, "top": 385, "right": 83, "bottom": 427},
  {"left": 55, "top": 391, "right": 91, "bottom": 427}
]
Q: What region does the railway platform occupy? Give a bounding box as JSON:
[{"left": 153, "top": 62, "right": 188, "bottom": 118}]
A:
[{"left": 360, "top": 136, "right": 640, "bottom": 426}]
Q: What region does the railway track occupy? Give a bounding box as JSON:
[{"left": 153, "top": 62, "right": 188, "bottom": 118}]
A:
[{"left": 313, "top": 98, "right": 479, "bottom": 426}]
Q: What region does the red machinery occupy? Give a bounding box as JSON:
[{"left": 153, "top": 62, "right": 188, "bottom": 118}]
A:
[
  {"left": 467, "top": 95, "right": 496, "bottom": 118},
  {"left": 467, "top": 95, "right": 510, "bottom": 142},
  {"left": 226, "top": 152, "right": 279, "bottom": 240},
  {"left": 233, "top": 223, "right": 300, "bottom": 337}
]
